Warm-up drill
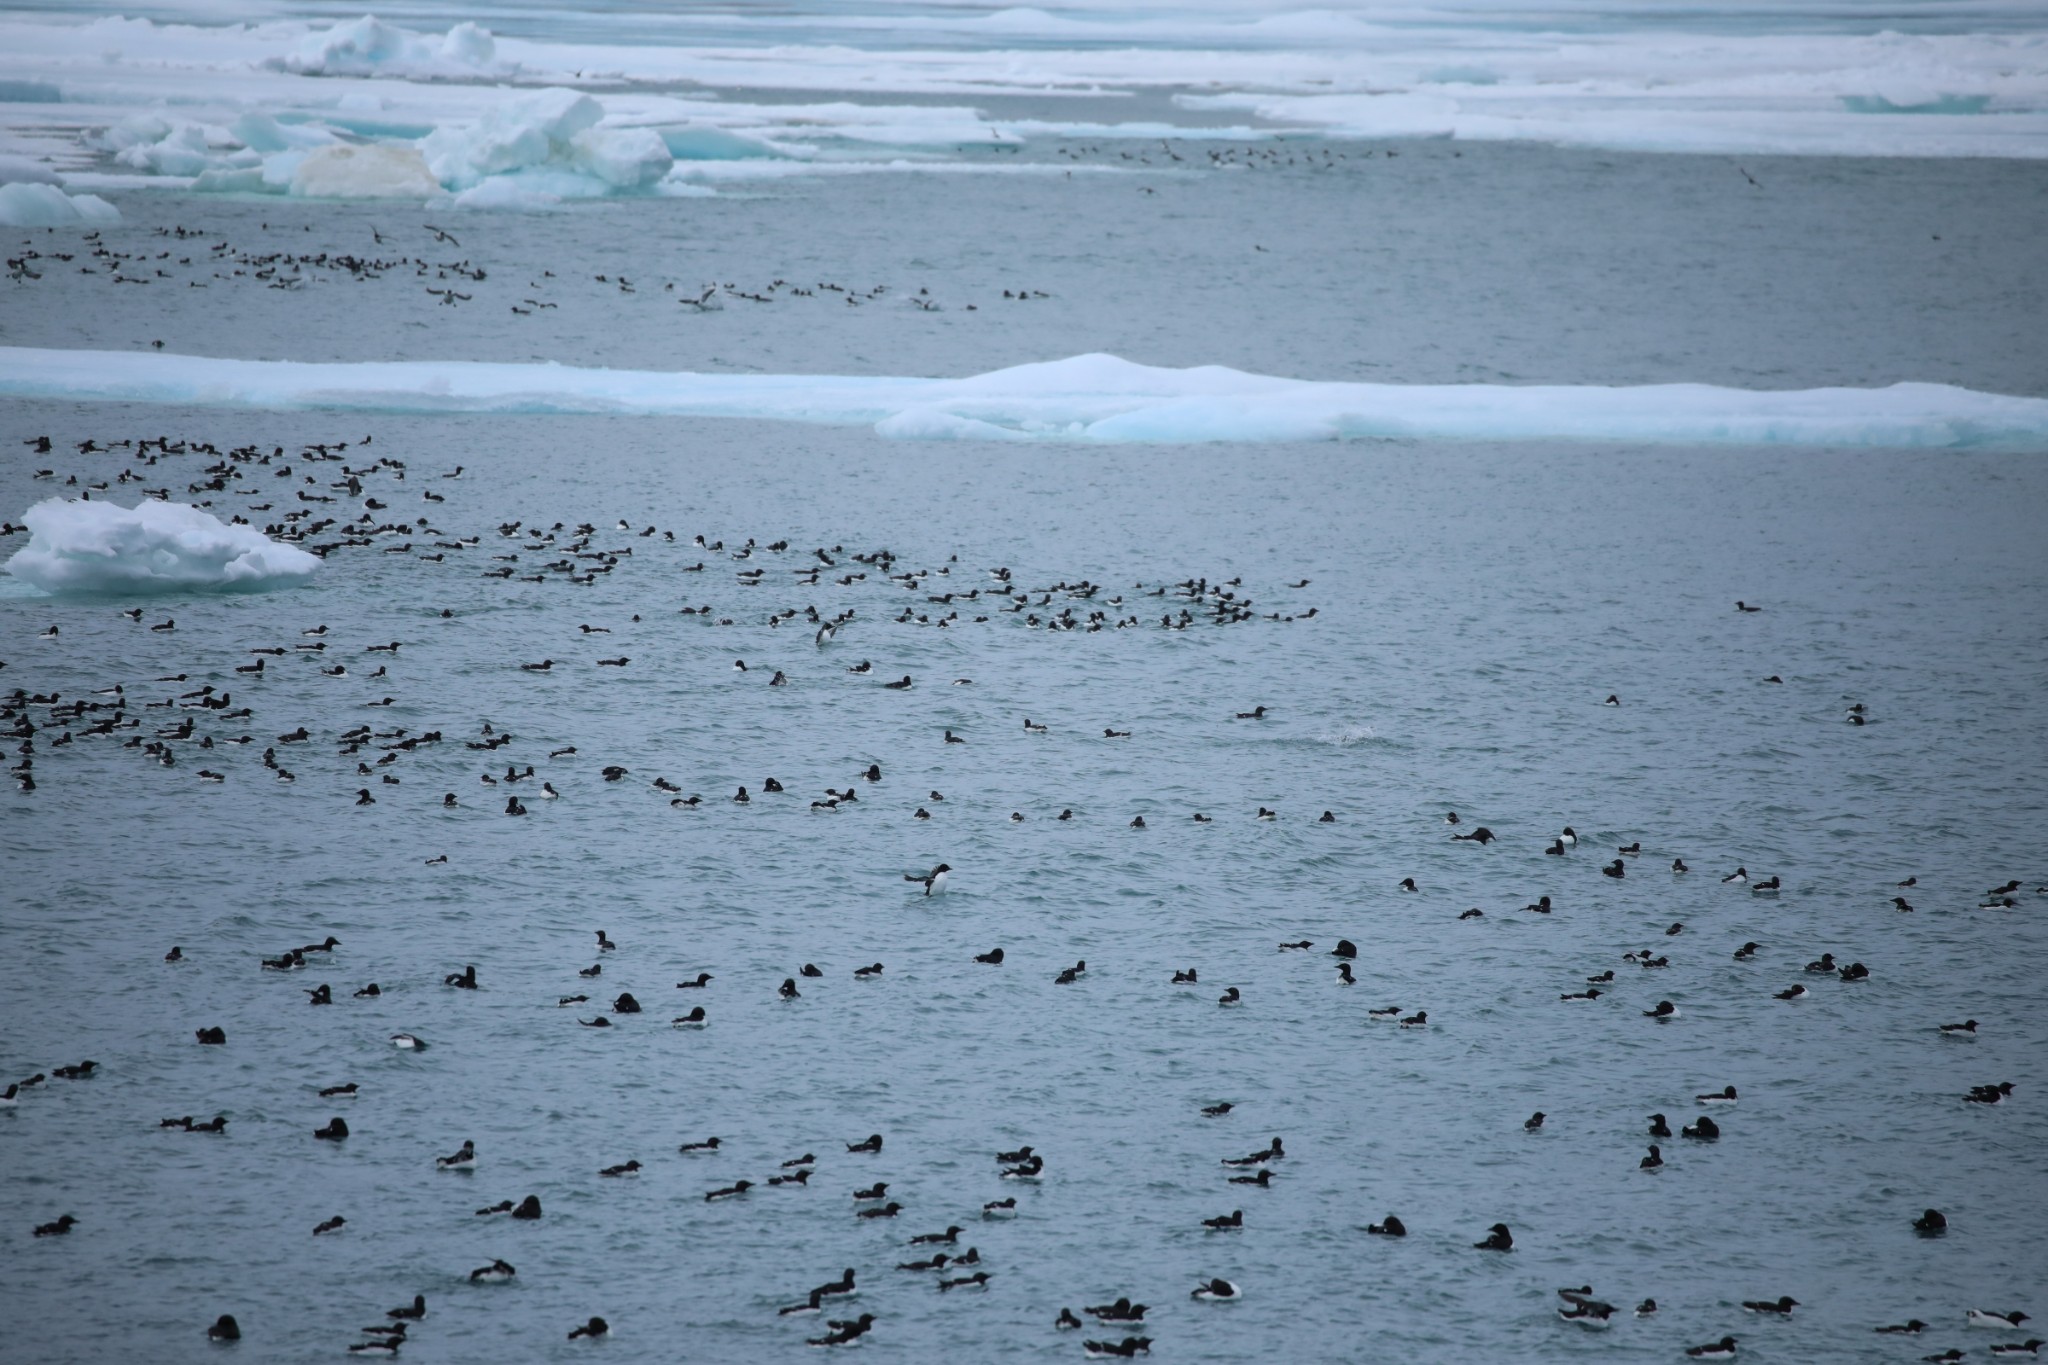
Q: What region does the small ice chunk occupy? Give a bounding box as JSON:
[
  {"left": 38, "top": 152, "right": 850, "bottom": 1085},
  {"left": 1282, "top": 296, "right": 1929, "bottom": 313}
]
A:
[
  {"left": 278, "top": 14, "right": 507, "bottom": 76},
  {"left": 293, "top": 14, "right": 413, "bottom": 70},
  {"left": 101, "top": 113, "right": 171, "bottom": 152},
  {"left": 0, "top": 182, "right": 120, "bottom": 226},
  {"left": 437, "top": 21, "right": 496, "bottom": 68},
  {"left": 6, "top": 499, "right": 319, "bottom": 595},
  {"left": 230, "top": 113, "right": 336, "bottom": 154},
  {"left": 419, "top": 88, "right": 602, "bottom": 188}
]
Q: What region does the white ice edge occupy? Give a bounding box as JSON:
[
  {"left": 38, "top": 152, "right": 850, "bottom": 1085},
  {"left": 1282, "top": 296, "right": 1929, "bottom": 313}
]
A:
[{"left": 3, "top": 348, "right": 2043, "bottom": 449}]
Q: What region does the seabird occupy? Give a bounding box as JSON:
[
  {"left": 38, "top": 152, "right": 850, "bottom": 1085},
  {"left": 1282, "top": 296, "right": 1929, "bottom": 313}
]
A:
[{"left": 905, "top": 864, "right": 951, "bottom": 895}]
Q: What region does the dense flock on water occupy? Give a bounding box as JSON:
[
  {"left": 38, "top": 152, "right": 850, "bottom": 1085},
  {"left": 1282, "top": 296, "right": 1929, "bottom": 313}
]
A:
[
  {"left": 4, "top": 399, "right": 2042, "bottom": 1361},
  {"left": 3, "top": 0, "right": 2046, "bottom": 1359}
]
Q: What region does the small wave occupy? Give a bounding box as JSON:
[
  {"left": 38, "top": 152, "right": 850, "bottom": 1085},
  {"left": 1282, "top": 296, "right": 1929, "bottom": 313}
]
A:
[{"left": 1319, "top": 725, "right": 1381, "bottom": 746}]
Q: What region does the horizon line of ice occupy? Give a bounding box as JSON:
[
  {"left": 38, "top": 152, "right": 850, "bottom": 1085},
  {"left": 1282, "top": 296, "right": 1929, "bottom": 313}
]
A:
[{"left": 1, "top": 347, "right": 2043, "bottom": 449}]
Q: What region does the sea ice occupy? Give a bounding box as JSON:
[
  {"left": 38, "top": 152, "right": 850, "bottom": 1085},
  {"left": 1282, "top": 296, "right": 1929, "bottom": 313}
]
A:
[
  {"left": 0, "top": 181, "right": 119, "bottom": 226},
  {"left": 4, "top": 7, "right": 2039, "bottom": 184},
  {"left": 3, "top": 349, "right": 2043, "bottom": 451},
  {"left": 274, "top": 15, "right": 512, "bottom": 79},
  {"left": 6, "top": 499, "right": 321, "bottom": 595},
  {"left": 419, "top": 88, "right": 673, "bottom": 195}
]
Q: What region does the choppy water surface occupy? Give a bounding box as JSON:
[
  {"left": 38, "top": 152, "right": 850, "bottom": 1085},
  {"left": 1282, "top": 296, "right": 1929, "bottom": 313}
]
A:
[{"left": 3, "top": 158, "right": 2047, "bottom": 1365}]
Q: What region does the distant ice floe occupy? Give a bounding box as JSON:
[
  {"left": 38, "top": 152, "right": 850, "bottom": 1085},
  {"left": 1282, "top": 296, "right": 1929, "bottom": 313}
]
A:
[
  {"left": 0, "top": 181, "right": 119, "bottom": 225},
  {"left": 4, "top": 349, "right": 2043, "bottom": 450},
  {"left": 5, "top": 498, "right": 320, "bottom": 596},
  {"left": 271, "top": 14, "right": 511, "bottom": 80},
  {"left": 0, "top": 6, "right": 2042, "bottom": 199}
]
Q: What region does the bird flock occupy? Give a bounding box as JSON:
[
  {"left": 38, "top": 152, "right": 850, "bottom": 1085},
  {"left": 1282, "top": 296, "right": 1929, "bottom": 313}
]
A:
[{"left": 6, "top": 417, "right": 2041, "bottom": 1361}]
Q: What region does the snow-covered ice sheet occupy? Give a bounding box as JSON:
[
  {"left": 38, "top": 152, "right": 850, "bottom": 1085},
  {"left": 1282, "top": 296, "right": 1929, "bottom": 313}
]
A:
[
  {"left": 5, "top": 497, "right": 321, "bottom": 595},
  {"left": 4, "top": 349, "right": 2042, "bottom": 450}
]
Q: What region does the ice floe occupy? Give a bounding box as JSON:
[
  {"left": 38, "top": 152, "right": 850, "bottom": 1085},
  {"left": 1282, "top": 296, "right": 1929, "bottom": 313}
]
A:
[
  {"left": 271, "top": 14, "right": 511, "bottom": 80},
  {"left": 3, "top": 348, "right": 2042, "bottom": 450},
  {"left": 0, "top": 181, "right": 119, "bottom": 225},
  {"left": 6, "top": 498, "right": 320, "bottom": 596},
  {"left": 420, "top": 89, "right": 672, "bottom": 194}
]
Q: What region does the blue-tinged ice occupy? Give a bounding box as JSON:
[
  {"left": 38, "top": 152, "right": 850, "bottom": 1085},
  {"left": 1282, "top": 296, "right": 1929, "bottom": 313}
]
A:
[{"left": 0, "top": 181, "right": 118, "bottom": 225}]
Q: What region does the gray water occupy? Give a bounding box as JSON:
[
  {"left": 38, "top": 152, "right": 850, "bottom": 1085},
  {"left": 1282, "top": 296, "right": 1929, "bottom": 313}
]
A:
[
  {"left": 9, "top": 141, "right": 2048, "bottom": 395},
  {"left": 3, "top": 148, "right": 2047, "bottom": 1365}
]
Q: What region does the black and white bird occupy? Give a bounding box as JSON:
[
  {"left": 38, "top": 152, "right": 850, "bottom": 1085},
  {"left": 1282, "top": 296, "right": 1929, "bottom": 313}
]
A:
[{"left": 905, "top": 864, "right": 951, "bottom": 895}]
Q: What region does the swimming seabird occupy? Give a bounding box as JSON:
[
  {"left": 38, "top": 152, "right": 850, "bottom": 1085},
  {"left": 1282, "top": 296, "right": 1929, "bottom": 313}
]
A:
[{"left": 905, "top": 864, "right": 951, "bottom": 895}]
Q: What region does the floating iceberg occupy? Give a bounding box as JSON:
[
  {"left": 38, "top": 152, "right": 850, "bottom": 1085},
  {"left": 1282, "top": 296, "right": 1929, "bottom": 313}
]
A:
[
  {"left": 2, "top": 349, "right": 2044, "bottom": 450},
  {"left": 0, "top": 182, "right": 118, "bottom": 226},
  {"left": 272, "top": 15, "right": 512, "bottom": 79},
  {"left": 6, "top": 499, "right": 320, "bottom": 596},
  {"left": 420, "top": 89, "right": 673, "bottom": 194}
]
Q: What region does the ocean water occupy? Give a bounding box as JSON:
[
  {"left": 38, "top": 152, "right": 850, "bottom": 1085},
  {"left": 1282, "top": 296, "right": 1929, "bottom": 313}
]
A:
[
  {"left": 5, "top": 7, "right": 2048, "bottom": 1361},
  {"left": 5, "top": 159, "right": 2048, "bottom": 1363}
]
